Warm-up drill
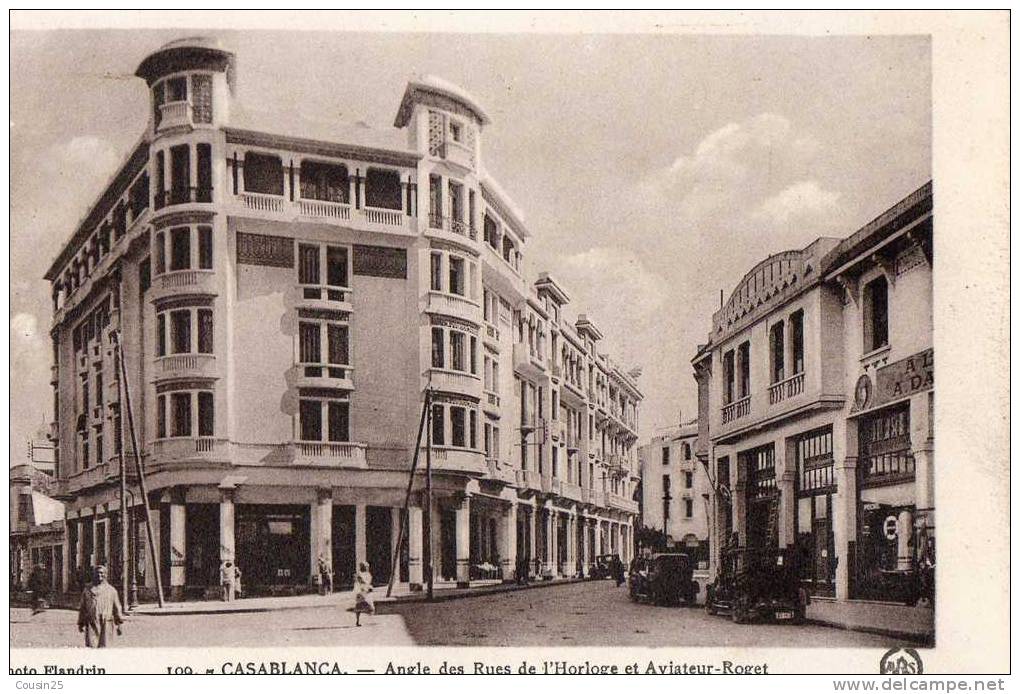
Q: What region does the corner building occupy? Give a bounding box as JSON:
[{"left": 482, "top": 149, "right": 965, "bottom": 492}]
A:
[
  {"left": 45, "top": 38, "right": 641, "bottom": 599},
  {"left": 694, "top": 183, "right": 932, "bottom": 619}
]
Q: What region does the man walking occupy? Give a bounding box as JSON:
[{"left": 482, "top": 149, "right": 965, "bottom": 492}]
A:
[
  {"left": 77, "top": 566, "right": 124, "bottom": 648},
  {"left": 28, "top": 562, "right": 49, "bottom": 615}
]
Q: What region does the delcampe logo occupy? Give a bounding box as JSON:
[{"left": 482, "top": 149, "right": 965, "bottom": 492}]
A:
[{"left": 880, "top": 648, "right": 924, "bottom": 674}]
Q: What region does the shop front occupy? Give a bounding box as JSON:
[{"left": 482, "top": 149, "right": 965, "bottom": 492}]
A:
[
  {"left": 235, "top": 504, "right": 311, "bottom": 592},
  {"left": 741, "top": 444, "right": 779, "bottom": 550},
  {"left": 795, "top": 426, "right": 837, "bottom": 596}
]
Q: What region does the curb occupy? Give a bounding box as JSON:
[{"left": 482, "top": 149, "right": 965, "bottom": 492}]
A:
[
  {"left": 385, "top": 577, "right": 589, "bottom": 605},
  {"left": 804, "top": 618, "right": 933, "bottom": 646}
]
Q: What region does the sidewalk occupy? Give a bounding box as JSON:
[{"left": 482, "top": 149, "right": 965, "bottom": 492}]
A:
[
  {"left": 128, "top": 576, "right": 588, "bottom": 616},
  {"left": 806, "top": 597, "right": 934, "bottom": 644}
]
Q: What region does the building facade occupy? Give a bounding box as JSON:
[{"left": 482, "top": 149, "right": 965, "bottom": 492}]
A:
[
  {"left": 694, "top": 183, "right": 933, "bottom": 614},
  {"left": 10, "top": 464, "right": 65, "bottom": 593},
  {"left": 44, "top": 37, "right": 641, "bottom": 599},
  {"left": 637, "top": 419, "right": 711, "bottom": 566}
]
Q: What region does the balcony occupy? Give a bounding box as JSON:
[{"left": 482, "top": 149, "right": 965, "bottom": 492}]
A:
[
  {"left": 149, "top": 437, "right": 228, "bottom": 463},
  {"left": 426, "top": 368, "right": 480, "bottom": 398},
  {"left": 66, "top": 463, "right": 112, "bottom": 493},
  {"left": 444, "top": 139, "right": 475, "bottom": 170},
  {"left": 607, "top": 492, "right": 639, "bottom": 514},
  {"left": 295, "top": 364, "right": 354, "bottom": 391},
  {"left": 549, "top": 363, "right": 562, "bottom": 380},
  {"left": 149, "top": 269, "right": 217, "bottom": 304},
  {"left": 426, "top": 291, "right": 480, "bottom": 324},
  {"left": 421, "top": 446, "right": 486, "bottom": 475},
  {"left": 239, "top": 191, "right": 287, "bottom": 214},
  {"left": 561, "top": 379, "right": 586, "bottom": 408},
  {"left": 157, "top": 100, "right": 192, "bottom": 132},
  {"left": 485, "top": 458, "right": 516, "bottom": 485},
  {"left": 512, "top": 342, "right": 547, "bottom": 379},
  {"left": 582, "top": 485, "right": 605, "bottom": 508},
  {"left": 297, "top": 198, "right": 351, "bottom": 222},
  {"left": 721, "top": 395, "right": 751, "bottom": 424},
  {"left": 426, "top": 213, "right": 478, "bottom": 248},
  {"left": 295, "top": 284, "right": 352, "bottom": 313},
  {"left": 540, "top": 476, "right": 562, "bottom": 496},
  {"left": 483, "top": 322, "right": 500, "bottom": 349},
  {"left": 483, "top": 390, "right": 501, "bottom": 416},
  {"left": 515, "top": 468, "right": 542, "bottom": 492},
  {"left": 768, "top": 371, "right": 805, "bottom": 405},
  {"left": 294, "top": 442, "right": 367, "bottom": 468},
  {"left": 153, "top": 353, "right": 218, "bottom": 383},
  {"left": 560, "top": 481, "right": 583, "bottom": 502}
]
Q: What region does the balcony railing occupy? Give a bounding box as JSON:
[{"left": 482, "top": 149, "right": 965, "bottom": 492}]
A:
[
  {"left": 427, "top": 291, "right": 480, "bottom": 323},
  {"left": 154, "top": 353, "right": 217, "bottom": 382},
  {"left": 362, "top": 206, "right": 404, "bottom": 227},
  {"left": 515, "top": 468, "right": 542, "bottom": 492},
  {"left": 427, "top": 368, "right": 479, "bottom": 397},
  {"left": 240, "top": 191, "right": 287, "bottom": 213},
  {"left": 298, "top": 198, "right": 351, "bottom": 221},
  {"left": 768, "top": 371, "right": 805, "bottom": 405},
  {"left": 296, "top": 442, "right": 367, "bottom": 467},
  {"left": 721, "top": 395, "right": 751, "bottom": 424},
  {"left": 158, "top": 100, "right": 192, "bottom": 131},
  {"left": 484, "top": 323, "right": 500, "bottom": 344},
  {"left": 428, "top": 213, "right": 477, "bottom": 240},
  {"left": 444, "top": 139, "right": 475, "bottom": 169}
]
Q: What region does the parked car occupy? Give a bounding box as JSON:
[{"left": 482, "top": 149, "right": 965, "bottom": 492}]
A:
[
  {"left": 590, "top": 554, "right": 617, "bottom": 580},
  {"left": 705, "top": 547, "right": 809, "bottom": 623},
  {"left": 629, "top": 553, "right": 699, "bottom": 606}
]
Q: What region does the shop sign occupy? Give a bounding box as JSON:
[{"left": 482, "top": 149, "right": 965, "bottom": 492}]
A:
[
  {"left": 853, "top": 348, "right": 933, "bottom": 414},
  {"left": 883, "top": 515, "right": 898, "bottom": 540}
]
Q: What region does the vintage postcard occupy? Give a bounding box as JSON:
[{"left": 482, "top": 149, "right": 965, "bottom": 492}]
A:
[{"left": 6, "top": 9, "right": 1010, "bottom": 683}]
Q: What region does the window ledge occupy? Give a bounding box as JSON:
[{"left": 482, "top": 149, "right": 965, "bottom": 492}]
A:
[{"left": 860, "top": 344, "right": 891, "bottom": 367}]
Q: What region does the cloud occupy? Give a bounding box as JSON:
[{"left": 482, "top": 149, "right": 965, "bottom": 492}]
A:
[
  {"left": 754, "top": 180, "right": 842, "bottom": 226},
  {"left": 10, "top": 312, "right": 38, "bottom": 340}
]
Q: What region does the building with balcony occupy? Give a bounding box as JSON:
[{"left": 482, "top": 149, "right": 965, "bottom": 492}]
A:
[
  {"left": 10, "top": 464, "right": 65, "bottom": 593},
  {"left": 693, "top": 182, "right": 932, "bottom": 621},
  {"left": 637, "top": 418, "right": 710, "bottom": 567},
  {"left": 44, "top": 37, "right": 642, "bottom": 599}
]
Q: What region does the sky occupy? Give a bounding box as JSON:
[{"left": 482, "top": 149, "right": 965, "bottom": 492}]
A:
[{"left": 9, "top": 28, "right": 931, "bottom": 466}]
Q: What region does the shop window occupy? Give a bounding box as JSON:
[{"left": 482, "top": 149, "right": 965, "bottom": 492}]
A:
[
  {"left": 863, "top": 276, "right": 889, "bottom": 352},
  {"left": 364, "top": 168, "right": 402, "bottom": 210},
  {"left": 300, "top": 161, "right": 349, "bottom": 203},
  {"left": 244, "top": 153, "right": 284, "bottom": 196}
]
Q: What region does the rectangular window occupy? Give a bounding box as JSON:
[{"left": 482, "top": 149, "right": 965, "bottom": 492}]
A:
[
  {"left": 662, "top": 446, "right": 670, "bottom": 465},
  {"left": 298, "top": 244, "right": 320, "bottom": 285},
  {"left": 470, "top": 336, "right": 478, "bottom": 375},
  {"left": 139, "top": 256, "right": 151, "bottom": 294},
  {"left": 430, "top": 253, "right": 443, "bottom": 291},
  {"left": 171, "top": 310, "right": 191, "bottom": 354},
  {"left": 431, "top": 405, "right": 445, "bottom": 446},
  {"left": 364, "top": 168, "right": 402, "bottom": 210},
  {"left": 685, "top": 471, "right": 693, "bottom": 489},
  {"left": 198, "top": 226, "right": 213, "bottom": 269},
  {"left": 326, "top": 246, "right": 348, "bottom": 287},
  {"left": 95, "top": 432, "right": 104, "bottom": 465},
  {"left": 157, "top": 395, "right": 166, "bottom": 438},
  {"left": 166, "top": 76, "right": 187, "bottom": 102},
  {"left": 431, "top": 328, "right": 445, "bottom": 368},
  {"left": 684, "top": 499, "right": 694, "bottom": 519},
  {"left": 723, "top": 350, "right": 735, "bottom": 404},
  {"left": 244, "top": 153, "right": 284, "bottom": 195},
  {"left": 170, "top": 145, "right": 190, "bottom": 204},
  {"left": 429, "top": 175, "right": 442, "bottom": 222},
  {"left": 469, "top": 409, "right": 477, "bottom": 449},
  {"left": 196, "top": 143, "right": 212, "bottom": 202},
  {"left": 300, "top": 161, "right": 349, "bottom": 203},
  {"left": 328, "top": 400, "right": 350, "bottom": 442},
  {"left": 662, "top": 474, "right": 671, "bottom": 493},
  {"left": 791, "top": 310, "right": 804, "bottom": 374},
  {"left": 171, "top": 392, "right": 191, "bottom": 437},
  {"left": 197, "top": 309, "right": 214, "bottom": 353},
  {"left": 198, "top": 391, "right": 214, "bottom": 436},
  {"left": 448, "top": 256, "right": 465, "bottom": 296},
  {"left": 156, "top": 313, "right": 166, "bottom": 357},
  {"left": 770, "top": 321, "right": 785, "bottom": 383},
  {"left": 327, "top": 324, "right": 349, "bottom": 366},
  {"left": 484, "top": 214, "right": 498, "bottom": 249},
  {"left": 154, "top": 151, "right": 166, "bottom": 208},
  {"left": 299, "top": 322, "right": 321, "bottom": 364},
  {"left": 450, "top": 331, "right": 465, "bottom": 371},
  {"left": 299, "top": 399, "right": 322, "bottom": 441},
  {"left": 449, "top": 181, "right": 464, "bottom": 223},
  {"left": 738, "top": 341, "right": 751, "bottom": 398},
  {"left": 451, "top": 406, "right": 466, "bottom": 447},
  {"left": 864, "top": 277, "right": 889, "bottom": 352},
  {"left": 154, "top": 231, "right": 166, "bottom": 274},
  {"left": 170, "top": 227, "right": 190, "bottom": 271}
]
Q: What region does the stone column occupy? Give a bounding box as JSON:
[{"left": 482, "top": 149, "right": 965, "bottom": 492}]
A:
[
  {"left": 543, "top": 508, "right": 554, "bottom": 577},
  {"left": 408, "top": 506, "right": 423, "bottom": 591},
  {"left": 501, "top": 503, "right": 517, "bottom": 582},
  {"left": 354, "top": 505, "right": 367, "bottom": 571},
  {"left": 455, "top": 496, "right": 471, "bottom": 587},
  {"left": 581, "top": 516, "right": 591, "bottom": 572},
  {"left": 169, "top": 490, "right": 186, "bottom": 601},
  {"left": 566, "top": 513, "right": 575, "bottom": 575},
  {"left": 732, "top": 465, "right": 748, "bottom": 548},
  {"left": 896, "top": 509, "right": 914, "bottom": 571},
  {"left": 834, "top": 455, "right": 858, "bottom": 601},
  {"left": 315, "top": 489, "right": 332, "bottom": 589},
  {"left": 778, "top": 469, "right": 797, "bottom": 549},
  {"left": 219, "top": 488, "right": 235, "bottom": 600},
  {"left": 528, "top": 505, "right": 537, "bottom": 576},
  {"left": 391, "top": 507, "right": 402, "bottom": 583}
]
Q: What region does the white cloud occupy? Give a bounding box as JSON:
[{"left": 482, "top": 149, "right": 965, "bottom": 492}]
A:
[
  {"left": 10, "top": 312, "right": 38, "bottom": 340},
  {"left": 754, "top": 180, "right": 842, "bottom": 226}
]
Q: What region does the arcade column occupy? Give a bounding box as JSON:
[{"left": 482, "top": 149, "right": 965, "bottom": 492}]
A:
[
  {"left": 169, "top": 489, "right": 186, "bottom": 601},
  {"left": 354, "top": 505, "right": 367, "bottom": 571},
  {"left": 219, "top": 487, "right": 235, "bottom": 599},
  {"left": 581, "top": 516, "right": 591, "bottom": 571},
  {"left": 500, "top": 503, "right": 517, "bottom": 583},
  {"left": 543, "top": 508, "right": 554, "bottom": 577},
  {"left": 408, "top": 506, "right": 423, "bottom": 591},
  {"left": 455, "top": 496, "right": 471, "bottom": 587},
  {"left": 313, "top": 489, "right": 332, "bottom": 586}
]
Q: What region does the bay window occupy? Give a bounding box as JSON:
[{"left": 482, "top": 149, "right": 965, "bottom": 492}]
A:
[
  {"left": 298, "top": 317, "right": 350, "bottom": 378},
  {"left": 155, "top": 304, "right": 214, "bottom": 356},
  {"left": 298, "top": 242, "right": 350, "bottom": 301},
  {"left": 299, "top": 394, "right": 350, "bottom": 443}
]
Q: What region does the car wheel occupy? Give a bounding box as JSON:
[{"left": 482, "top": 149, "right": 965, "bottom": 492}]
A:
[
  {"left": 731, "top": 602, "right": 748, "bottom": 624},
  {"left": 705, "top": 601, "right": 717, "bottom": 616}
]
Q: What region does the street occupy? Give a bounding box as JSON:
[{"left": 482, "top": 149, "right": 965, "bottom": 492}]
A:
[{"left": 12, "top": 580, "right": 904, "bottom": 649}]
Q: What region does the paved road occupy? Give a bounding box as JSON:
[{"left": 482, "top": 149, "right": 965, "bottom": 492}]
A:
[
  {"left": 12, "top": 580, "right": 905, "bottom": 649},
  {"left": 381, "top": 580, "right": 906, "bottom": 648}
]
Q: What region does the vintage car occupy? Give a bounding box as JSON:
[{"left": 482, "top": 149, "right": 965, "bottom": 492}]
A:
[
  {"left": 705, "top": 547, "right": 809, "bottom": 623},
  {"left": 628, "top": 553, "right": 699, "bottom": 606},
  {"left": 589, "top": 554, "right": 618, "bottom": 580}
]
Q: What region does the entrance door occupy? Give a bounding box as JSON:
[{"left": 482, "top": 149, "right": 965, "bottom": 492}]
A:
[
  {"left": 185, "top": 504, "right": 219, "bottom": 588},
  {"left": 366, "top": 506, "right": 392, "bottom": 587},
  {"left": 236, "top": 505, "right": 310, "bottom": 590},
  {"left": 440, "top": 510, "right": 456, "bottom": 580},
  {"left": 332, "top": 505, "right": 356, "bottom": 590}
]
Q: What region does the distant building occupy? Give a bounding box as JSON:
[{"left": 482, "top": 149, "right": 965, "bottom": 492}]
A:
[
  {"left": 638, "top": 419, "right": 710, "bottom": 566},
  {"left": 9, "top": 464, "right": 65, "bottom": 592}
]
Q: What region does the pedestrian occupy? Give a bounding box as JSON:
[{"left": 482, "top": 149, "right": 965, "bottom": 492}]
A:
[
  {"left": 233, "top": 564, "right": 244, "bottom": 599},
  {"left": 28, "top": 562, "right": 48, "bottom": 615},
  {"left": 613, "top": 555, "right": 625, "bottom": 587},
  {"left": 220, "top": 560, "right": 235, "bottom": 602},
  {"left": 318, "top": 554, "right": 332, "bottom": 595},
  {"left": 77, "top": 565, "right": 124, "bottom": 648},
  {"left": 351, "top": 561, "right": 374, "bottom": 627}
]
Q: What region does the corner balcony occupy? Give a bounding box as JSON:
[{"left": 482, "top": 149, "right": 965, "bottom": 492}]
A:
[
  {"left": 721, "top": 395, "right": 751, "bottom": 425},
  {"left": 512, "top": 343, "right": 547, "bottom": 379},
  {"left": 295, "top": 364, "right": 355, "bottom": 391},
  {"left": 768, "top": 371, "right": 805, "bottom": 406},
  {"left": 426, "top": 213, "right": 477, "bottom": 248},
  {"left": 157, "top": 100, "right": 193, "bottom": 132},
  {"left": 421, "top": 446, "right": 486, "bottom": 476},
  {"left": 234, "top": 191, "right": 416, "bottom": 236},
  {"left": 483, "top": 390, "right": 501, "bottom": 416},
  {"left": 149, "top": 437, "right": 229, "bottom": 464},
  {"left": 485, "top": 458, "right": 516, "bottom": 485},
  {"left": 149, "top": 269, "right": 217, "bottom": 304},
  {"left": 425, "top": 368, "right": 480, "bottom": 398},
  {"left": 153, "top": 353, "right": 218, "bottom": 383},
  {"left": 66, "top": 463, "right": 114, "bottom": 494},
  {"left": 443, "top": 139, "right": 476, "bottom": 170},
  {"left": 294, "top": 441, "right": 367, "bottom": 468},
  {"left": 515, "top": 468, "right": 542, "bottom": 493},
  {"left": 426, "top": 291, "right": 481, "bottom": 324},
  {"left": 295, "top": 284, "right": 353, "bottom": 313},
  {"left": 607, "top": 492, "right": 639, "bottom": 514}
]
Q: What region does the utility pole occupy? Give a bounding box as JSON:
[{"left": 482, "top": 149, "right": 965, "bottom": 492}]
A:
[
  {"left": 112, "top": 331, "right": 164, "bottom": 608},
  {"left": 386, "top": 389, "right": 430, "bottom": 598},
  {"left": 118, "top": 403, "right": 129, "bottom": 608},
  {"left": 424, "top": 388, "right": 434, "bottom": 601}
]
